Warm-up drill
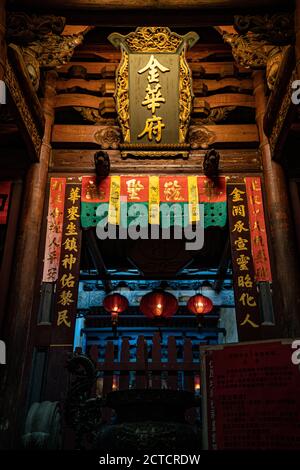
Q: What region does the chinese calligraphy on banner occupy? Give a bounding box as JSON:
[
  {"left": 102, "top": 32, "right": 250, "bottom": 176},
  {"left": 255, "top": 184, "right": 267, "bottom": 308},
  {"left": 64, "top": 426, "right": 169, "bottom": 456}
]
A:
[
  {"left": 42, "top": 178, "right": 66, "bottom": 282},
  {"left": 245, "top": 177, "right": 272, "bottom": 282},
  {"left": 201, "top": 340, "right": 300, "bottom": 449},
  {"left": 0, "top": 181, "right": 11, "bottom": 225},
  {"left": 54, "top": 180, "right": 81, "bottom": 342},
  {"left": 227, "top": 182, "right": 261, "bottom": 341}
]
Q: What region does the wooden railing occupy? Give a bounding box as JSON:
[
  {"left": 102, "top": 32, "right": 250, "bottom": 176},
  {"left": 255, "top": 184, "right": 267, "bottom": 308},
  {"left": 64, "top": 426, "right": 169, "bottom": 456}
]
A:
[{"left": 84, "top": 333, "right": 202, "bottom": 396}]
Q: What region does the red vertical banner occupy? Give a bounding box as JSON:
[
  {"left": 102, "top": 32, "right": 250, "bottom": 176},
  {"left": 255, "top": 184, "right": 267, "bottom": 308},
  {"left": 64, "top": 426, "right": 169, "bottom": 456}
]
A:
[
  {"left": 42, "top": 178, "right": 66, "bottom": 282},
  {"left": 0, "top": 181, "right": 11, "bottom": 225},
  {"left": 245, "top": 177, "right": 272, "bottom": 282},
  {"left": 53, "top": 179, "right": 82, "bottom": 344},
  {"left": 227, "top": 182, "right": 261, "bottom": 342}
]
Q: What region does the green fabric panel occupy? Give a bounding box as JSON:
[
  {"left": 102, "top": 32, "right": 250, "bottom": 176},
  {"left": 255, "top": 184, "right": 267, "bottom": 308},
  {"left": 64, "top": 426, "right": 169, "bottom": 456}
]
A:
[
  {"left": 81, "top": 201, "right": 227, "bottom": 229},
  {"left": 204, "top": 202, "right": 227, "bottom": 228},
  {"left": 81, "top": 201, "right": 106, "bottom": 229}
]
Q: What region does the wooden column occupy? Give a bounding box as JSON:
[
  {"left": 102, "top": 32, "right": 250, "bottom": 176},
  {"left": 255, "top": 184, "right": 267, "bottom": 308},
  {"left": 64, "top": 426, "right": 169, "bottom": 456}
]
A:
[
  {"left": 0, "top": 0, "right": 6, "bottom": 82},
  {"left": 0, "top": 71, "right": 57, "bottom": 448},
  {"left": 253, "top": 71, "right": 300, "bottom": 337},
  {"left": 295, "top": 0, "right": 300, "bottom": 81}
]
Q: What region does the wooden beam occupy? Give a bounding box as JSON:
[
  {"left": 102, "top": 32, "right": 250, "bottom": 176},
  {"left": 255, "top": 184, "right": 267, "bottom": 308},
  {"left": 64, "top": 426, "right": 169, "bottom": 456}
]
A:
[
  {"left": 51, "top": 124, "right": 259, "bottom": 147},
  {"left": 74, "top": 42, "right": 232, "bottom": 62},
  {"left": 55, "top": 94, "right": 114, "bottom": 113},
  {"left": 8, "top": 1, "right": 290, "bottom": 29},
  {"left": 58, "top": 61, "right": 249, "bottom": 78},
  {"left": 50, "top": 148, "right": 262, "bottom": 174},
  {"left": 199, "top": 78, "right": 253, "bottom": 94},
  {"left": 54, "top": 93, "right": 254, "bottom": 118},
  {"left": 9, "top": 0, "right": 286, "bottom": 9},
  {"left": 56, "top": 78, "right": 115, "bottom": 95},
  {"left": 55, "top": 77, "right": 253, "bottom": 96},
  {"left": 195, "top": 94, "right": 255, "bottom": 109}
]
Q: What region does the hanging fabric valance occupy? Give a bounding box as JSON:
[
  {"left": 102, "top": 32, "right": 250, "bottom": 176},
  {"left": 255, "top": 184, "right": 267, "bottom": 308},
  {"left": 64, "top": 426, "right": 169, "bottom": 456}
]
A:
[{"left": 80, "top": 175, "right": 227, "bottom": 229}]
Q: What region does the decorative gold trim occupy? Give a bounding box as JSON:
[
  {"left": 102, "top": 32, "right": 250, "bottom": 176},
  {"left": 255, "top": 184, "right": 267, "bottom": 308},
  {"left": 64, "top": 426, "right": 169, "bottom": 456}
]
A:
[
  {"left": 119, "top": 143, "right": 190, "bottom": 151},
  {"left": 115, "top": 50, "right": 130, "bottom": 142},
  {"left": 109, "top": 27, "right": 198, "bottom": 53},
  {"left": 5, "top": 61, "right": 42, "bottom": 158},
  {"left": 179, "top": 50, "right": 193, "bottom": 143},
  {"left": 121, "top": 150, "right": 189, "bottom": 159},
  {"left": 269, "top": 70, "right": 296, "bottom": 154}
]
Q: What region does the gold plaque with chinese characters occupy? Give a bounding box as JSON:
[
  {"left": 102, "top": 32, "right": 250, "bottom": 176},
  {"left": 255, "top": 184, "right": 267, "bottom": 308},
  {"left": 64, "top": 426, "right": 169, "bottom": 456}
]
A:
[{"left": 108, "top": 27, "right": 199, "bottom": 158}]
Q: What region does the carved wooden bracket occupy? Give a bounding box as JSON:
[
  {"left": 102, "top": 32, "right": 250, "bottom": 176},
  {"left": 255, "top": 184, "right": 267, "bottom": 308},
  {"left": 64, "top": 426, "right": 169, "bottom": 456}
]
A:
[
  {"left": 6, "top": 12, "right": 66, "bottom": 44},
  {"left": 22, "top": 33, "right": 84, "bottom": 91},
  {"left": 7, "top": 12, "right": 85, "bottom": 91},
  {"left": 223, "top": 32, "right": 285, "bottom": 90},
  {"left": 189, "top": 126, "right": 216, "bottom": 150},
  {"left": 234, "top": 13, "right": 294, "bottom": 46},
  {"left": 94, "top": 126, "right": 121, "bottom": 149}
]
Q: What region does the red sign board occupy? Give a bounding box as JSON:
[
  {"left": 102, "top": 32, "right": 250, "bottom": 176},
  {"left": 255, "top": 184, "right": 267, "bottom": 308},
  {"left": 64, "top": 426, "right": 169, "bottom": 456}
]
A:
[
  {"left": 201, "top": 340, "right": 300, "bottom": 449},
  {"left": 0, "top": 181, "right": 11, "bottom": 225}
]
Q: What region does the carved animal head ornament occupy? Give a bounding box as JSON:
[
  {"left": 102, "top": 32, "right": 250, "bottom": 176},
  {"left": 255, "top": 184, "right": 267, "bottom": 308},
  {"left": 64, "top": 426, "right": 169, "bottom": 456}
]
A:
[
  {"left": 203, "top": 148, "right": 220, "bottom": 178},
  {"left": 94, "top": 151, "right": 110, "bottom": 184}
]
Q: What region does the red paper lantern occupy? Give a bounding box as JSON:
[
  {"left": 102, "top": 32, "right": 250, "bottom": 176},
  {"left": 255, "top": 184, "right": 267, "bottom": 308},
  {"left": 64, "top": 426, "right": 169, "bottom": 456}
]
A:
[
  {"left": 103, "top": 293, "right": 128, "bottom": 331},
  {"left": 187, "top": 294, "right": 213, "bottom": 316},
  {"left": 140, "top": 291, "right": 178, "bottom": 319},
  {"left": 103, "top": 293, "right": 128, "bottom": 315}
]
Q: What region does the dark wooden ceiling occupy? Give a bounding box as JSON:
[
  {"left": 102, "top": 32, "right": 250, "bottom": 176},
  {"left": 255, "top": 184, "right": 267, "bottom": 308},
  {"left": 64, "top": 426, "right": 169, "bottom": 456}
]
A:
[
  {"left": 8, "top": 0, "right": 288, "bottom": 10},
  {"left": 8, "top": 0, "right": 292, "bottom": 27}
]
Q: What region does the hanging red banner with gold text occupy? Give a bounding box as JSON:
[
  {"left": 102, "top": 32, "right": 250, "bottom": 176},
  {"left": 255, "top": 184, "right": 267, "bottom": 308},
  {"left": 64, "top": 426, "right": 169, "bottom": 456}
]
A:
[
  {"left": 245, "top": 177, "right": 272, "bottom": 282},
  {"left": 81, "top": 175, "right": 227, "bottom": 229},
  {"left": 227, "top": 182, "right": 261, "bottom": 342},
  {"left": 53, "top": 179, "right": 81, "bottom": 344},
  {"left": 42, "top": 178, "right": 66, "bottom": 282},
  {"left": 0, "top": 181, "right": 11, "bottom": 225}
]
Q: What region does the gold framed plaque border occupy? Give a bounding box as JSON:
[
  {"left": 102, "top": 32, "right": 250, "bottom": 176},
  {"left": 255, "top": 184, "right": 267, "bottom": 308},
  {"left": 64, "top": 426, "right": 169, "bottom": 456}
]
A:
[
  {"left": 109, "top": 27, "right": 199, "bottom": 147},
  {"left": 115, "top": 49, "right": 130, "bottom": 143}
]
